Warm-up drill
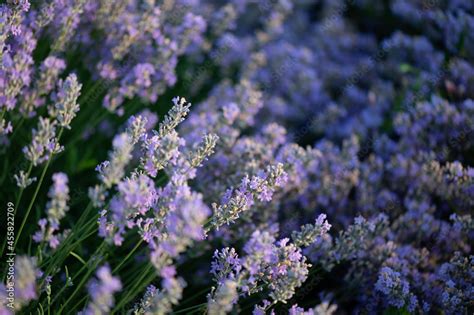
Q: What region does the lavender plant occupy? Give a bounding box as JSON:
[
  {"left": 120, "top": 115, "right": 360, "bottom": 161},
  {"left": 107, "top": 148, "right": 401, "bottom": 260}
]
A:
[{"left": 0, "top": 0, "right": 473, "bottom": 314}]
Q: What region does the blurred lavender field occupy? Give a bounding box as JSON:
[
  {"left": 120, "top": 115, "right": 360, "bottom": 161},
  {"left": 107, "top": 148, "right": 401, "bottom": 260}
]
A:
[{"left": 0, "top": 0, "right": 473, "bottom": 314}]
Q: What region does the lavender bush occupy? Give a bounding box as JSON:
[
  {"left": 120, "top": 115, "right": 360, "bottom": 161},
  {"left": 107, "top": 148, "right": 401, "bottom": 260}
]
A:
[{"left": 0, "top": 0, "right": 473, "bottom": 314}]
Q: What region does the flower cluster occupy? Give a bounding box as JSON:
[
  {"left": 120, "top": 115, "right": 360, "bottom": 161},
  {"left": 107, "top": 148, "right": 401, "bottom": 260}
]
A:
[
  {"left": 14, "top": 73, "right": 81, "bottom": 188},
  {"left": 209, "top": 238, "right": 299, "bottom": 311},
  {"left": 210, "top": 163, "right": 288, "bottom": 230},
  {"left": 208, "top": 219, "right": 331, "bottom": 314},
  {"left": 1, "top": 0, "right": 473, "bottom": 314},
  {"left": 33, "top": 172, "right": 70, "bottom": 249}
]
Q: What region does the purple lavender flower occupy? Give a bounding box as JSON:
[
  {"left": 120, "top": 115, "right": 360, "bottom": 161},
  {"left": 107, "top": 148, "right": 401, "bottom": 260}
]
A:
[
  {"left": 1, "top": 1, "right": 473, "bottom": 313},
  {"left": 210, "top": 163, "right": 287, "bottom": 229},
  {"left": 375, "top": 266, "right": 418, "bottom": 312},
  {"left": 82, "top": 265, "right": 122, "bottom": 315},
  {"left": 33, "top": 172, "right": 70, "bottom": 249},
  {"left": 21, "top": 56, "right": 66, "bottom": 116},
  {"left": 1, "top": 256, "right": 38, "bottom": 312},
  {"left": 134, "top": 265, "right": 186, "bottom": 314},
  {"left": 292, "top": 214, "right": 331, "bottom": 247},
  {"left": 22, "top": 117, "right": 62, "bottom": 167}
]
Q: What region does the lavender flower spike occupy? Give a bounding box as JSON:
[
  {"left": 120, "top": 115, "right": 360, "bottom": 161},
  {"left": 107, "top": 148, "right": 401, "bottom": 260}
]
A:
[
  {"left": 375, "top": 266, "right": 418, "bottom": 312},
  {"left": 51, "top": 0, "right": 87, "bottom": 53},
  {"left": 89, "top": 114, "right": 150, "bottom": 207},
  {"left": 158, "top": 97, "right": 191, "bottom": 138},
  {"left": 47, "top": 172, "right": 69, "bottom": 221},
  {"left": 81, "top": 265, "right": 122, "bottom": 315},
  {"left": 187, "top": 133, "right": 219, "bottom": 169},
  {"left": 138, "top": 266, "right": 186, "bottom": 315},
  {"left": 210, "top": 163, "right": 288, "bottom": 230},
  {"left": 51, "top": 73, "right": 82, "bottom": 130},
  {"left": 292, "top": 214, "right": 331, "bottom": 247},
  {"left": 22, "top": 117, "right": 62, "bottom": 167},
  {"left": 14, "top": 170, "right": 37, "bottom": 188},
  {"left": 33, "top": 173, "right": 70, "bottom": 249}
]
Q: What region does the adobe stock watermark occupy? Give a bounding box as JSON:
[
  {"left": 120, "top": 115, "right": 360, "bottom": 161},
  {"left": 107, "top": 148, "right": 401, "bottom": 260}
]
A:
[{"left": 4, "top": 201, "right": 16, "bottom": 309}]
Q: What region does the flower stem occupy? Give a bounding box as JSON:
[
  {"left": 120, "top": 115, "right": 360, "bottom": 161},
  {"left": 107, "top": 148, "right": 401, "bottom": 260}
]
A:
[
  {"left": 56, "top": 242, "right": 107, "bottom": 313},
  {"left": 0, "top": 161, "right": 33, "bottom": 258},
  {"left": 14, "top": 128, "right": 64, "bottom": 250},
  {"left": 112, "top": 238, "right": 144, "bottom": 273}
]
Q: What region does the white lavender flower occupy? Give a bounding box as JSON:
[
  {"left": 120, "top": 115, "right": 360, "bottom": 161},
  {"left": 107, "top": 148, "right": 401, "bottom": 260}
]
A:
[
  {"left": 14, "top": 169, "right": 36, "bottom": 188},
  {"left": 51, "top": 73, "right": 82, "bottom": 129}
]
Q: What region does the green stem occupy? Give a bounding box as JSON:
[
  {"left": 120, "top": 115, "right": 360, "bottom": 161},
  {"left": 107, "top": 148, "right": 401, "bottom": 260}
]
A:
[
  {"left": 39, "top": 216, "right": 98, "bottom": 282},
  {"left": 39, "top": 202, "right": 94, "bottom": 270},
  {"left": 70, "top": 251, "right": 87, "bottom": 265},
  {"left": 0, "top": 108, "right": 6, "bottom": 126},
  {"left": 172, "top": 303, "right": 207, "bottom": 314},
  {"left": 14, "top": 156, "right": 52, "bottom": 249},
  {"left": 28, "top": 223, "right": 99, "bottom": 313},
  {"left": 14, "top": 162, "right": 33, "bottom": 209},
  {"left": 0, "top": 162, "right": 33, "bottom": 258},
  {"left": 113, "top": 263, "right": 155, "bottom": 312},
  {"left": 112, "top": 239, "right": 143, "bottom": 273},
  {"left": 70, "top": 295, "right": 89, "bottom": 313},
  {"left": 14, "top": 127, "right": 64, "bottom": 250},
  {"left": 49, "top": 240, "right": 106, "bottom": 307},
  {"left": 179, "top": 287, "right": 209, "bottom": 306},
  {"left": 8, "top": 116, "right": 25, "bottom": 144},
  {"left": 69, "top": 202, "right": 93, "bottom": 235},
  {"left": 56, "top": 244, "right": 107, "bottom": 313}
]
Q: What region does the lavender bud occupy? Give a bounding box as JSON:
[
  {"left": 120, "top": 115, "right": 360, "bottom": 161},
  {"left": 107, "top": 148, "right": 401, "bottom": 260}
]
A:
[
  {"left": 210, "top": 163, "right": 288, "bottom": 229},
  {"left": 96, "top": 132, "right": 134, "bottom": 188},
  {"left": 23, "top": 117, "right": 62, "bottom": 166},
  {"left": 14, "top": 170, "right": 37, "bottom": 188},
  {"left": 292, "top": 214, "right": 331, "bottom": 247},
  {"left": 158, "top": 97, "right": 191, "bottom": 138},
  {"left": 51, "top": 73, "right": 82, "bottom": 129}
]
